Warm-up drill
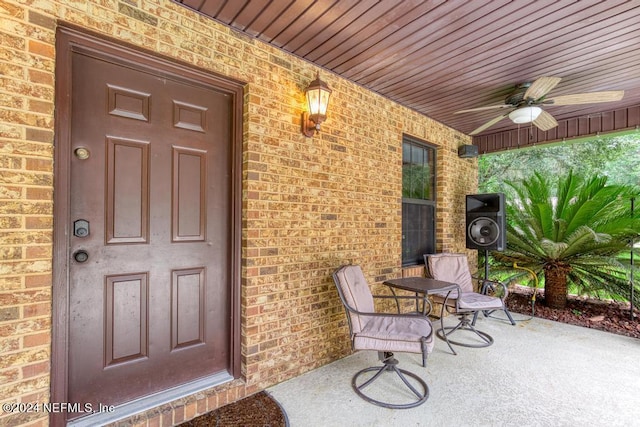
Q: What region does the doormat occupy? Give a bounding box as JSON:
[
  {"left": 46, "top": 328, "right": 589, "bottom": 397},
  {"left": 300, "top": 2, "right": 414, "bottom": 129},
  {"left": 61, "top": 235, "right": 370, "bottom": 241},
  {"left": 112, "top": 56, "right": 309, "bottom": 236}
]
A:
[{"left": 179, "top": 391, "right": 289, "bottom": 426}]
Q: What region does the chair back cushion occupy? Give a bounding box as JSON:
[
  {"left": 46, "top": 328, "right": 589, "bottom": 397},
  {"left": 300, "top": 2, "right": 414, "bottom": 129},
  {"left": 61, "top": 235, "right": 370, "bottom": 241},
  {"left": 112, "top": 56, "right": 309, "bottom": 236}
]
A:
[
  {"left": 333, "top": 265, "right": 375, "bottom": 334},
  {"left": 425, "top": 253, "right": 474, "bottom": 293}
]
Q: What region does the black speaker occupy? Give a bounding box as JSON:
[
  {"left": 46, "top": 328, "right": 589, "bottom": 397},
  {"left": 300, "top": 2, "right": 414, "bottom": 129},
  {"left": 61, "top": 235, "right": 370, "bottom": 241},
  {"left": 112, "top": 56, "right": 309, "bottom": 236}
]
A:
[
  {"left": 458, "top": 144, "right": 478, "bottom": 158},
  {"left": 465, "top": 193, "right": 506, "bottom": 251}
]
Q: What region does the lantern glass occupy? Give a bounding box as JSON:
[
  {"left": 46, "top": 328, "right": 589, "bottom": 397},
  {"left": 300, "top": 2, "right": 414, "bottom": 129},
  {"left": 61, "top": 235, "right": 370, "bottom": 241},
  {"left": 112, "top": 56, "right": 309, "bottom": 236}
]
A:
[
  {"left": 305, "top": 75, "right": 332, "bottom": 124},
  {"left": 307, "top": 87, "right": 330, "bottom": 117},
  {"left": 301, "top": 73, "right": 332, "bottom": 137}
]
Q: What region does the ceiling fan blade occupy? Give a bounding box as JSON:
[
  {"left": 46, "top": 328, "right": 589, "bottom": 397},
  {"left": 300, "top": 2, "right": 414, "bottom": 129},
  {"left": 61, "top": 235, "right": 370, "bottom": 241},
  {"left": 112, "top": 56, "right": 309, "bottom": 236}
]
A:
[
  {"left": 469, "top": 113, "right": 510, "bottom": 135},
  {"left": 533, "top": 110, "right": 558, "bottom": 131},
  {"left": 454, "top": 104, "right": 512, "bottom": 114},
  {"left": 524, "top": 76, "right": 562, "bottom": 100},
  {"left": 546, "top": 90, "right": 624, "bottom": 106}
]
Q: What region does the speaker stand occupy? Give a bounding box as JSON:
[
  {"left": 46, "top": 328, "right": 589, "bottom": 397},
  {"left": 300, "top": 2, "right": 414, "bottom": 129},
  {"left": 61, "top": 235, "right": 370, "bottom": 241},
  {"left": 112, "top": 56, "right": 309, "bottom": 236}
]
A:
[{"left": 483, "top": 249, "right": 490, "bottom": 281}]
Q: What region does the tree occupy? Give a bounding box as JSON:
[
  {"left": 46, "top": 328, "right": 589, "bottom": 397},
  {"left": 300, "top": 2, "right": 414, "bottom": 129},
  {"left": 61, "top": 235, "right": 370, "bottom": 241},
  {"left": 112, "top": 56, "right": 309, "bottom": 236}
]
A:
[
  {"left": 479, "top": 134, "right": 640, "bottom": 193},
  {"left": 492, "top": 171, "right": 640, "bottom": 309}
]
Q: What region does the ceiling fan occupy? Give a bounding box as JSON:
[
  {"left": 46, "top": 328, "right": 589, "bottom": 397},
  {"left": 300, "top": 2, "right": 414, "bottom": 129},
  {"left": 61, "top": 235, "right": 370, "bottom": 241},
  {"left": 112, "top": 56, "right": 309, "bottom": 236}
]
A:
[{"left": 456, "top": 76, "right": 624, "bottom": 135}]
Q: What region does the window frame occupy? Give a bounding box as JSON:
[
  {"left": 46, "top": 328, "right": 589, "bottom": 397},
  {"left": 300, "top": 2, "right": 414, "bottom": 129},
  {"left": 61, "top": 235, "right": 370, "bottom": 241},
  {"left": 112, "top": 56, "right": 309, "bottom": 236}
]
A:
[{"left": 401, "top": 135, "right": 437, "bottom": 266}]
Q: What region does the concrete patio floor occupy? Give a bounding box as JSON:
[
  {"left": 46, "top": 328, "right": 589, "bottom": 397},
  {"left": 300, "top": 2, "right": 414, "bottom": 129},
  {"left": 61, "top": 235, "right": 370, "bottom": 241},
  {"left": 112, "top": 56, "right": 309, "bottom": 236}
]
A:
[{"left": 268, "top": 313, "right": 640, "bottom": 426}]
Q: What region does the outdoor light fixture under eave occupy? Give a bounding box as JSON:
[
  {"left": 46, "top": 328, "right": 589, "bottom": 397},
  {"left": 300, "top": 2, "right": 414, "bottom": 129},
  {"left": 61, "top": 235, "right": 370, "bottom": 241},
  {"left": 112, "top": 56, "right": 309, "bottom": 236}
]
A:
[
  {"left": 302, "top": 73, "right": 332, "bottom": 137},
  {"left": 508, "top": 106, "right": 542, "bottom": 124}
]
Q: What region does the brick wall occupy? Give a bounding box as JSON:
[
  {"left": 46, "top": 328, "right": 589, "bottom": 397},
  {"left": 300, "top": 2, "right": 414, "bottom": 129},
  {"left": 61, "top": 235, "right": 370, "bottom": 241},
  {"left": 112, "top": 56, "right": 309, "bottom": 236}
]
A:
[{"left": 0, "top": 1, "right": 477, "bottom": 425}]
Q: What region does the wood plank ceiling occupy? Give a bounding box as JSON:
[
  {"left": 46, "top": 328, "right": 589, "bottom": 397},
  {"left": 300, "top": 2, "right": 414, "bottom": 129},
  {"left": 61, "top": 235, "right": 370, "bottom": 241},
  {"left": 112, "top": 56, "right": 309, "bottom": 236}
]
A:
[{"left": 176, "top": 0, "right": 640, "bottom": 151}]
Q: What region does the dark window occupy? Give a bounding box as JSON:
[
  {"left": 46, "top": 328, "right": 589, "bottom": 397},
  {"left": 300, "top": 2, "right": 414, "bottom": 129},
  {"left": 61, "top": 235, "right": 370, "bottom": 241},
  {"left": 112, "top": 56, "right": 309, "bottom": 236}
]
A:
[{"left": 402, "top": 136, "right": 436, "bottom": 265}]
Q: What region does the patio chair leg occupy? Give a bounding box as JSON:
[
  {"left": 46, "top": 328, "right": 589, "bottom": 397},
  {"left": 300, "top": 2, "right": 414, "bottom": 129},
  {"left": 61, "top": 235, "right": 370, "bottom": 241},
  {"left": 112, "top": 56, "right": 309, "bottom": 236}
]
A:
[
  {"left": 421, "top": 340, "right": 427, "bottom": 368},
  {"left": 351, "top": 352, "right": 429, "bottom": 409},
  {"left": 437, "top": 314, "right": 494, "bottom": 354},
  {"left": 472, "top": 311, "right": 480, "bottom": 325},
  {"left": 465, "top": 322, "right": 493, "bottom": 345},
  {"left": 438, "top": 315, "right": 459, "bottom": 355},
  {"left": 472, "top": 308, "right": 516, "bottom": 326},
  {"left": 504, "top": 308, "right": 516, "bottom": 325}
]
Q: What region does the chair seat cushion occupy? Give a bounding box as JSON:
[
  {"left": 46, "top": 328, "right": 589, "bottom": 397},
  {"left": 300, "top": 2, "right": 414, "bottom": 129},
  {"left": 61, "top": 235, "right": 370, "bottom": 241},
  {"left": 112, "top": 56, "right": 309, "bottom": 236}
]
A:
[
  {"left": 354, "top": 316, "right": 434, "bottom": 354},
  {"left": 431, "top": 291, "right": 503, "bottom": 310},
  {"left": 457, "top": 292, "right": 503, "bottom": 310}
]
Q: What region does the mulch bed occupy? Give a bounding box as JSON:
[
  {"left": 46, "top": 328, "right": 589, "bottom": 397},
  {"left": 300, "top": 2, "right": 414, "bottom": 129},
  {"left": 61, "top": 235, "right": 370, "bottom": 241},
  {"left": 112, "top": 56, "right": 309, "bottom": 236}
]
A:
[
  {"left": 179, "top": 391, "right": 288, "bottom": 427},
  {"left": 506, "top": 287, "right": 640, "bottom": 339}
]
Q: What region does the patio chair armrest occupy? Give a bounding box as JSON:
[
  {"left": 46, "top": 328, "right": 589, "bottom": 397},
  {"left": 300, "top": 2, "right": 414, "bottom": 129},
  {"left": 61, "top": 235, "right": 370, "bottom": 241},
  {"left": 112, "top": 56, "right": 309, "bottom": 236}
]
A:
[
  {"left": 343, "top": 304, "right": 431, "bottom": 319},
  {"left": 372, "top": 294, "right": 428, "bottom": 301}
]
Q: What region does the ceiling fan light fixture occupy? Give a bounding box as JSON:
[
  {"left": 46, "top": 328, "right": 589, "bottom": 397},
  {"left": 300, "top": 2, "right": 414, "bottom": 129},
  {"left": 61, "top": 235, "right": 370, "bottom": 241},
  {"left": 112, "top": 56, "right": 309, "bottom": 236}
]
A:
[{"left": 509, "top": 106, "right": 542, "bottom": 124}]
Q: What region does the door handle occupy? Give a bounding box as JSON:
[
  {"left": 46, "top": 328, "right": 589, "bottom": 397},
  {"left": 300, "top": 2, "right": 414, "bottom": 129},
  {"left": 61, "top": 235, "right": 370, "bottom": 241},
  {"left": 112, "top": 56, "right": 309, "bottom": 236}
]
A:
[{"left": 73, "top": 250, "right": 89, "bottom": 263}]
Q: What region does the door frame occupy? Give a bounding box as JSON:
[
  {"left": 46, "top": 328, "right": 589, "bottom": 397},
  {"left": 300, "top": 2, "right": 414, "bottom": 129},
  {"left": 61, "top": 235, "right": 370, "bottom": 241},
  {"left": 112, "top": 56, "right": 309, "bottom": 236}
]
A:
[{"left": 52, "top": 25, "right": 244, "bottom": 425}]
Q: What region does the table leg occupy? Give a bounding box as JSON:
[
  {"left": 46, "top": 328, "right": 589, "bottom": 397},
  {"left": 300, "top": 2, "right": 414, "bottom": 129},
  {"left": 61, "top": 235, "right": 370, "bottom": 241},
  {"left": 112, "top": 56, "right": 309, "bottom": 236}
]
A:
[{"left": 389, "top": 288, "right": 401, "bottom": 313}]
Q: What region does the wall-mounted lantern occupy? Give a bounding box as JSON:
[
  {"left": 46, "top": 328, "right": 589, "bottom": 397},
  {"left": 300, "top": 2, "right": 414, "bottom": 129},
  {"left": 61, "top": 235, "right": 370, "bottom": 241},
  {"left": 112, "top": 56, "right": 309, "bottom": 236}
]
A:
[{"left": 301, "top": 73, "right": 332, "bottom": 137}]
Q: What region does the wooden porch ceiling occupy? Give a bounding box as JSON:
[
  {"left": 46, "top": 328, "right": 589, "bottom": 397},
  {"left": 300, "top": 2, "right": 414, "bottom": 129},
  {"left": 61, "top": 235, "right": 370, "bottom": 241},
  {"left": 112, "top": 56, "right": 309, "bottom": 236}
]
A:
[{"left": 176, "top": 0, "right": 640, "bottom": 150}]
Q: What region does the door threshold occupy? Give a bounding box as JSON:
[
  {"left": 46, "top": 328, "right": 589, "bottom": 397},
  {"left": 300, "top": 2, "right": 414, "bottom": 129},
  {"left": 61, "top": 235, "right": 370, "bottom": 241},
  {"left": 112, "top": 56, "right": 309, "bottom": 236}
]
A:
[{"left": 67, "top": 371, "right": 234, "bottom": 427}]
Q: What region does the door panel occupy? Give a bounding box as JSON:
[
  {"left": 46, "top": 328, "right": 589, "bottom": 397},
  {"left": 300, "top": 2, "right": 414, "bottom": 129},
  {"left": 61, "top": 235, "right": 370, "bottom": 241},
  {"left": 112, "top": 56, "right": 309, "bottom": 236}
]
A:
[
  {"left": 106, "top": 136, "right": 149, "bottom": 243},
  {"left": 104, "top": 273, "right": 148, "bottom": 366},
  {"left": 67, "top": 51, "right": 233, "bottom": 413},
  {"left": 172, "top": 148, "right": 206, "bottom": 241},
  {"left": 172, "top": 268, "right": 205, "bottom": 349}
]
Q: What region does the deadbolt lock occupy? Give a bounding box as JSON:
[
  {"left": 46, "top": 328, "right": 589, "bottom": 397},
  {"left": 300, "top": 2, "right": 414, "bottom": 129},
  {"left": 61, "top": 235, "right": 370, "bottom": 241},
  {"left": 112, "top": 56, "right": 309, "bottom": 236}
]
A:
[
  {"left": 74, "top": 147, "right": 90, "bottom": 160},
  {"left": 74, "top": 219, "right": 90, "bottom": 238}
]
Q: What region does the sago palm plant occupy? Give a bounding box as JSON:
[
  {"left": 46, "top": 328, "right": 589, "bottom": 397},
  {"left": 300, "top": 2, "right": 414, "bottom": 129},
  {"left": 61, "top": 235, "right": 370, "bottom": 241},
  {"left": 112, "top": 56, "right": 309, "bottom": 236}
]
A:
[{"left": 492, "top": 171, "right": 640, "bottom": 309}]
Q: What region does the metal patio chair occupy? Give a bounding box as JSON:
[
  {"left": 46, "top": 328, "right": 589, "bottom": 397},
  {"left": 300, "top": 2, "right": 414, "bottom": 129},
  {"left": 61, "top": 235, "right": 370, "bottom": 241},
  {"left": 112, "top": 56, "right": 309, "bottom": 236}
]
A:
[
  {"left": 424, "top": 253, "right": 512, "bottom": 355},
  {"left": 332, "top": 265, "right": 434, "bottom": 409}
]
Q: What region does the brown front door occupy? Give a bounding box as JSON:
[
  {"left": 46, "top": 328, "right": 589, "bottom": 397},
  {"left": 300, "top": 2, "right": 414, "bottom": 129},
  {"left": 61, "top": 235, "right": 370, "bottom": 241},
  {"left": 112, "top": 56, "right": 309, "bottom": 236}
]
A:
[{"left": 63, "top": 41, "right": 236, "bottom": 415}]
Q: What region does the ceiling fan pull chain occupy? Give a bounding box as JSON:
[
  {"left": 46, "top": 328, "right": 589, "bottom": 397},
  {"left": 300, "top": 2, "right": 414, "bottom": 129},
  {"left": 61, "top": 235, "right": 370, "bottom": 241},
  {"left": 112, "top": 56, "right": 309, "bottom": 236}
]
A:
[{"left": 529, "top": 121, "right": 534, "bottom": 141}]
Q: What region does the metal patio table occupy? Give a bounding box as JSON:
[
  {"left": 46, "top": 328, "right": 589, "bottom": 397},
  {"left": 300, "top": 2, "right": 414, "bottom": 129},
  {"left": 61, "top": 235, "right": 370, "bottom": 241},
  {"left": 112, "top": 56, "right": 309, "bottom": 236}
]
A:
[{"left": 383, "top": 276, "right": 457, "bottom": 316}]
